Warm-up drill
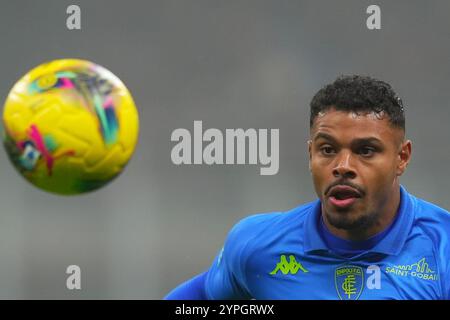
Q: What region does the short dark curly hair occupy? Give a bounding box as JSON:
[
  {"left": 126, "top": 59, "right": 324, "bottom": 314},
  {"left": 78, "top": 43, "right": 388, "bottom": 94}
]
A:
[{"left": 310, "top": 75, "right": 405, "bottom": 130}]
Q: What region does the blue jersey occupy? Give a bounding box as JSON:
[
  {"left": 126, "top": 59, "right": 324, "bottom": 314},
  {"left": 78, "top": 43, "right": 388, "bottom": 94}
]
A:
[{"left": 204, "top": 186, "right": 450, "bottom": 300}]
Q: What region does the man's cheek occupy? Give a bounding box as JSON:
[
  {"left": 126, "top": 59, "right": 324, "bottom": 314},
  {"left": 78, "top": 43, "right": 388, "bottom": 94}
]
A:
[{"left": 311, "top": 173, "right": 324, "bottom": 195}]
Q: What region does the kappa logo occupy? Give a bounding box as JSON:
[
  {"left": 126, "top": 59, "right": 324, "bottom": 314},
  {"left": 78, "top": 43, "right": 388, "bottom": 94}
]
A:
[
  {"left": 335, "top": 265, "right": 364, "bottom": 300},
  {"left": 269, "top": 255, "right": 308, "bottom": 275}
]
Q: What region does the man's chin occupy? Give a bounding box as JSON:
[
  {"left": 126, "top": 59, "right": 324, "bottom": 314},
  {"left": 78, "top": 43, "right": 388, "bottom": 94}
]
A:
[{"left": 324, "top": 210, "right": 371, "bottom": 231}]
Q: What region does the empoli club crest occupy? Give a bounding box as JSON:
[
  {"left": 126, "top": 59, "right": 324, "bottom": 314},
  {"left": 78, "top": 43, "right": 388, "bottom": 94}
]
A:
[{"left": 335, "top": 265, "right": 364, "bottom": 300}]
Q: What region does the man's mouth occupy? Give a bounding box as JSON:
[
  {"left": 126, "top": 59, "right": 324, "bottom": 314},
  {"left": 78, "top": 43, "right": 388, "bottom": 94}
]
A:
[{"left": 327, "top": 185, "right": 362, "bottom": 209}]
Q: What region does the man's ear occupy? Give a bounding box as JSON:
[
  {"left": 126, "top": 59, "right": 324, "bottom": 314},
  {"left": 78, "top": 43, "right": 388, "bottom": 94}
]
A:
[
  {"left": 308, "top": 140, "right": 312, "bottom": 172},
  {"left": 397, "top": 139, "right": 412, "bottom": 176}
]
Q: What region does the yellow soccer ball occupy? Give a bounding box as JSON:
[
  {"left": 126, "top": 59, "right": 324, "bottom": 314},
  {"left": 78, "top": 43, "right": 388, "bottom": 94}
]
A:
[{"left": 2, "top": 59, "right": 139, "bottom": 195}]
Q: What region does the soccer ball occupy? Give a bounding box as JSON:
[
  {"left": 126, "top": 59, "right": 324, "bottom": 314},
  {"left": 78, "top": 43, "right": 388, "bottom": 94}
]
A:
[{"left": 2, "top": 59, "right": 139, "bottom": 195}]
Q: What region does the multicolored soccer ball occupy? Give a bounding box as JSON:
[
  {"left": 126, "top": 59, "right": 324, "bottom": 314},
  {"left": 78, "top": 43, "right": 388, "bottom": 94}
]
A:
[{"left": 2, "top": 59, "right": 139, "bottom": 195}]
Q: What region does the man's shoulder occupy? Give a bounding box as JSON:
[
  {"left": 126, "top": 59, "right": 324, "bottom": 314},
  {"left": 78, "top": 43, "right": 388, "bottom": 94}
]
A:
[
  {"left": 409, "top": 193, "right": 450, "bottom": 242},
  {"left": 411, "top": 193, "right": 450, "bottom": 222},
  {"left": 227, "top": 200, "right": 317, "bottom": 244}
]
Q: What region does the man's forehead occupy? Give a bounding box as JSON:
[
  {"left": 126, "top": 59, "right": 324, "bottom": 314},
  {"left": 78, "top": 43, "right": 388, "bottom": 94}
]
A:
[
  {"left": 311, "top": 109, "right": 392, "bottom": 131},
  {"left": 316, "top": 108, "right": 387, "bottom": 121},
  {"left": 310, "top": 109, "right": 403, "bottom": 142}
]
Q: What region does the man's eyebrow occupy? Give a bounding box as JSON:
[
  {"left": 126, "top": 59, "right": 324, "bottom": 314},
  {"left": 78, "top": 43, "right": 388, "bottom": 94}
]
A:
[
  {"left": 351, "top": 137, "right": 383, "bottom": 145},
  {"left": 313, "top": 132, "right": 383, "bottom": 145},
  {"left": 313, "top": 132, "right": 337, "bottom": 142}
]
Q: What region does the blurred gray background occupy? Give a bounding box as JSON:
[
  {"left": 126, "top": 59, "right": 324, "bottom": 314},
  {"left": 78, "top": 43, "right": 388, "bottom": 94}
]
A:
[{"left": 0, "top": 0, "right": 449, "bottom": 299}]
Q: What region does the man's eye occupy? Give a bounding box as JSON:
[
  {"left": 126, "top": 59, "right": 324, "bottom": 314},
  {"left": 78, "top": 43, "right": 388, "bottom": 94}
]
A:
[
  {"left": 359, "top": 147, "right": 375, "bottom": 156},
  {"left": 320, "top": 146, "right": 335, "bottom": 155}
]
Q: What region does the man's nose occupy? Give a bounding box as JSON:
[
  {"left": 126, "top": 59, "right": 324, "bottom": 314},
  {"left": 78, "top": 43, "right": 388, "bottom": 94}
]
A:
[{"left": 332, "top": 151, "right": 356, "bottom": 179}]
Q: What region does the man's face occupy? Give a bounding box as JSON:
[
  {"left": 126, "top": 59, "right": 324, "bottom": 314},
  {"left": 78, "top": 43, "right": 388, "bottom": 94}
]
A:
[{"left": 308, "top": 108, "right": 411, "bottom": 231}]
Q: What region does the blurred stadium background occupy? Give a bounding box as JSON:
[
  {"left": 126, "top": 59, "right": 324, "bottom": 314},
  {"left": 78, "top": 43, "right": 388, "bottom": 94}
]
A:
[{"left": 0, "top": 0, "right": 449, "bottom": 298}]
